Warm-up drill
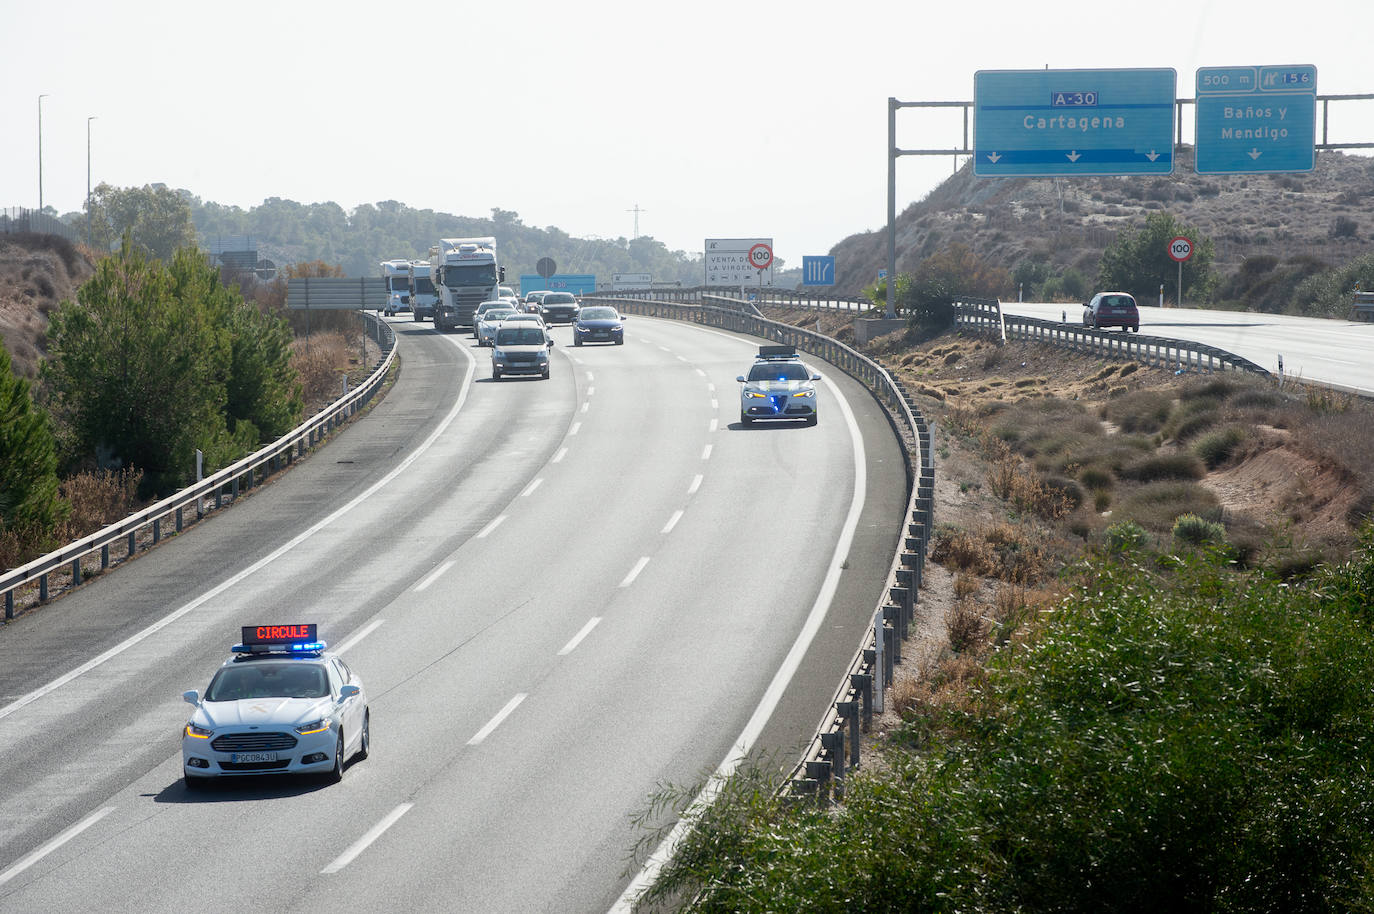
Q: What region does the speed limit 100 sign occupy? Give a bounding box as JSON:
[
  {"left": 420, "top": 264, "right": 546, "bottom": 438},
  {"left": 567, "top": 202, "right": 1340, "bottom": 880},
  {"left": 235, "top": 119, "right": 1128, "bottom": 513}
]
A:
[
  {"left": 1168, "top": 236, "right": 1193, "bottom": 262},
  {"left": 748, "top": 242, "right": 774, "bottom": 270}
]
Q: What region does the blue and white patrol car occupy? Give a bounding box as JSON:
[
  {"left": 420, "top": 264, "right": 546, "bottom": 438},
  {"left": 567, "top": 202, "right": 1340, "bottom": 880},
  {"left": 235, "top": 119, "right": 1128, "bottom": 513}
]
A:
[
  {"left": 181, "top": 625, "right": 369, "bottom": 789},
  {"left": 736, "top": 345, "right": 821, "bottom": 426}
]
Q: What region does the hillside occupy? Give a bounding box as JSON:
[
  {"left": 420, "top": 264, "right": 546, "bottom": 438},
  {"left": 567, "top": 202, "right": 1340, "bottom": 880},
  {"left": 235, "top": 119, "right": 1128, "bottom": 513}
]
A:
[
  {"left": 0, "top": 234, "right": 93, "bottom": 377},
  {"left": 832, "top": 146, "right": 1374, "bottom": 298}
]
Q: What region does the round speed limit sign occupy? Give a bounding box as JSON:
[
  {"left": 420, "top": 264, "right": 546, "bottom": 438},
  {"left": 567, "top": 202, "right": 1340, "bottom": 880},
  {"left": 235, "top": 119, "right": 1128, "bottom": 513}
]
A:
[
  {"left": 748, "top": 242, "right": 774, "bottom": 270},
  {"left": 1168, "top": 236, "right": 1193, "bottom": 262}
]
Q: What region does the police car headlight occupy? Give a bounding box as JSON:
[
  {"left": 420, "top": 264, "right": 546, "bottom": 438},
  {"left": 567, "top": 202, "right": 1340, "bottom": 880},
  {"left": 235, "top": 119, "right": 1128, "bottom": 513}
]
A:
[
  {"left": 185, "top": 723, "right": 213, "bottom": 739},
  {"left": 792, "top": 389, "right": 816, "bottom": 398},
  {"left": 295, "top": 718, "right": 333, "bottom": 735},
  {"left": 743, "top": 390, "right": 766, "bottom": 399}
]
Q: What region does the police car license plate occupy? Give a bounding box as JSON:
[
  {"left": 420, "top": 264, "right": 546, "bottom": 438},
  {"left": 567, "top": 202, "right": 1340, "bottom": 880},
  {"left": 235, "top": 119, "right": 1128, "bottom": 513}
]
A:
[{"left": 232, "top": 751, "right": 277, "bottom": 763}]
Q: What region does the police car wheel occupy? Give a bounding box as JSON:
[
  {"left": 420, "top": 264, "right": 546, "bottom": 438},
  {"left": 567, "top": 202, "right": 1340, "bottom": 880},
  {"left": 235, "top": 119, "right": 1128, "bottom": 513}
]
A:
[
  {"left": 741, "top": 413, "right": 753, "bottom": 426},
  {"left": 184, "top": 773, "right": 208, "bottom": 791},
  {"left": 327, "top": 732, "right": 345, "bottom": 783},
  {"left": 806, "top": 415, "right": 818, "bottom": 427},
  {"left": 357, "top": 710, "right": 371, "bottom": 761}
]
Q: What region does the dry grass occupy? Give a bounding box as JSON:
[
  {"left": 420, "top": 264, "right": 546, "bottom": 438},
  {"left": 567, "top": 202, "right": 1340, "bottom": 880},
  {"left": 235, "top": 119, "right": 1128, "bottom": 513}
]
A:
[
  {"left": 57, "top": 468, "right": 145, "bottom": 539},
  {"left": 291, "top": 332, "right": 355, "bottom": 405}
]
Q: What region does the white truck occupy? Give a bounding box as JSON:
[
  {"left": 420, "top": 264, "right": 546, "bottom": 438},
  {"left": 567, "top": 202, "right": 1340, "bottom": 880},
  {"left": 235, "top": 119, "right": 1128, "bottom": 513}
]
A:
[
  {"left": 380, "top": 259, "right": 413, "bottom": 315},
  {"left": 430, "top": 237, "right": 504, "bottom": 332},
  {"left": 407, "top": 260, "right": 439, "bottom": 322}
]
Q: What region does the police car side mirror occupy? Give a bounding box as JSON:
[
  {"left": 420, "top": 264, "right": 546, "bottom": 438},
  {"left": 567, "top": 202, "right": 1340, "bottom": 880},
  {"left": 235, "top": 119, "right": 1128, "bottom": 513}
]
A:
[
  {"left": 811, "top": 373, "right": 821, "bottom": 381},
  {"left": 183, "top": 690, "right": 201, "bottom": 706},
  {"left": 339, "top": 684, "right": 361, "bottom": 701},
  {"left": 736, "top": 376, "right": 746, "bottom": 383}
]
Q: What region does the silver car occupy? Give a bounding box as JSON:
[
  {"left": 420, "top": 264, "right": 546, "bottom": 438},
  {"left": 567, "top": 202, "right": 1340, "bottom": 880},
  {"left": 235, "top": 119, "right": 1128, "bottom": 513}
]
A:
[
  {"left": 475, "top": 307, "right": 517, "bottom": 346},
  {"left": 737, "top": 346, "right": 820, "bottom": 426},
  {"left": 492, "top": 323, "right": 553, "bottom": 380}
]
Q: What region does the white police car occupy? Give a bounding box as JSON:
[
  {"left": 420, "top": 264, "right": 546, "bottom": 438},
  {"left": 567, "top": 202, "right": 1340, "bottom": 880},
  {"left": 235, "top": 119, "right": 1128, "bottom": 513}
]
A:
[
  {"left": 181, "top": 625, "right": 369, "bottom": 789},
  {"left": 737, "top": 345, "right": 821, "bottom": 426}
]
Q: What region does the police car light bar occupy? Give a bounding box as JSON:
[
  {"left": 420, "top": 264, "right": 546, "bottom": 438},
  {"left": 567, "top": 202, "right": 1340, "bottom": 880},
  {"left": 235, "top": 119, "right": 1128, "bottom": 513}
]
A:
[
  {"left": 757, "top": 345, "right": 797, "bottom": 360},
  {"left": 232, "top": 624, "right": 325, "bottom": 654}
]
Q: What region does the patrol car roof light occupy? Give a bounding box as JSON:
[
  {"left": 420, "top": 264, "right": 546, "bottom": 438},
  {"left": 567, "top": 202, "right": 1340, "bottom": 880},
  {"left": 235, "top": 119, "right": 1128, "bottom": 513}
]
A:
[
  {"left": 757, "top": 345, "right": 797, "bottom": 360},
  {"left": 230, "top": 640, "right": 327, "bottom": 655}
]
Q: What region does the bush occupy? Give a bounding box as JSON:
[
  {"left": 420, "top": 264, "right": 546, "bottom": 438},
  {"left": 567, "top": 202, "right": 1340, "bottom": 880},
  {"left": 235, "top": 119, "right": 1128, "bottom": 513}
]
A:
[
  {"left": 1192, "top": 425, "right": 1247, "bottom": 469},
  {"left": 1105, "top": 519, "right": 1148, "bottom": 553},
  {"left": 1173, "top": 512, "right": 1227, "bottom": 547},
  {"left": 1120, "top": 481, "right": 1221, "bottom": 532},
  {"left": 1119, "top": 452, "right": 1207, "bottom": 482},
  {"left": 1102, "top": 389, "right": 1173, "bottom": 434}
]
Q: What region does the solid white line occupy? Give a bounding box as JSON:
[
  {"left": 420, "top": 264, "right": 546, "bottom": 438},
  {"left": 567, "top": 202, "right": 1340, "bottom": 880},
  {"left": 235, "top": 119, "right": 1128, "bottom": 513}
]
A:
[
  {"left": 676, "top": 355, "right": 688, "bottom": 363},
  {"left": 557, "top": 617, "right": 602, "bottom": 656},
  {"left": 0, "top": 338, "right": 479, "bottom": 724},
  {"left": 553, "top": 447, "right": 568, "bottom": 463},
  {"left": 701, "top": 444, "right": 713, "bottom": 460},
  {"left": 521, "top": 478, "right": 543, "bottom": 497},
  {"left": 661, "top": 510, "right": 683, "bottom": 534},
  {"left": 580, "top": 402, "right": 589, "bottom": 414},
  {"left": 476, "top": 515, "right": 506, "bottom": 538},
  {"left": 0, "top": 806, "right": 116, "bottom": 886},
  {"left": 321, "top": 803, "right": 414, "bottom": 874},
  {"left": 619, "top": 557, "right": 650, "bottom": 588},
  {"left": 611, "top": 363, "right": 868, "bottom": 914},
  {"left": 467, "top": 693, "right": 527, "bottom": 745},
  {"left": 333, "top": 619, "right": 384, "bottom": 656},
  {"left": 688, "top": 474, "right": 702, "bottom": 495},
  {"left": 414, "top": 561, "right": 454, "bottom": 593}
]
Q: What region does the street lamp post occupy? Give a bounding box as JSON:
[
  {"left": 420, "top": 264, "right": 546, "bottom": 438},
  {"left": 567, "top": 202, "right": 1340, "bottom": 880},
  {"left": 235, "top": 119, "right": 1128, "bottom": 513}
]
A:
[
  {"left": 38, "top": 94, "right": 48, "bottom": 213},
  {"left": 86, "top": 116, "right": 96, "bottom": 248}
]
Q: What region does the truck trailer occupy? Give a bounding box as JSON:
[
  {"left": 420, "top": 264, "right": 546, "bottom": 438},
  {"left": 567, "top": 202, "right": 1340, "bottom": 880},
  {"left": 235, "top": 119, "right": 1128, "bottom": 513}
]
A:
[{"left": 430, "top": 237, "right": 504, "bottom": 332}]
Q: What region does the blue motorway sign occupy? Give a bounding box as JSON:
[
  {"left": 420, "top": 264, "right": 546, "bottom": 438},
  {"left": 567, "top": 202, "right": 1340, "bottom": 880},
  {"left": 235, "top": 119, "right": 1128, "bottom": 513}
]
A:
[
  {"left": 974, "top": 68, "right": 1176, "bottom": 177},
  {"left": 1195, "top": 65, "right": 1316, "bottom": 174},
  {"left": 801, "top": 256, "right": 835, "bottom": 286},
  {"left": 519, "top": 273, "right": 597, "bottom": 295}
]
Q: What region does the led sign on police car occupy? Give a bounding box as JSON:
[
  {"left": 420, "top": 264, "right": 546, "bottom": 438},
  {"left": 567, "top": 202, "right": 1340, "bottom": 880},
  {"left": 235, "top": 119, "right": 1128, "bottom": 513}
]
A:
[{"left": 241, "top": 624, "right": 317, "bottom": 644}]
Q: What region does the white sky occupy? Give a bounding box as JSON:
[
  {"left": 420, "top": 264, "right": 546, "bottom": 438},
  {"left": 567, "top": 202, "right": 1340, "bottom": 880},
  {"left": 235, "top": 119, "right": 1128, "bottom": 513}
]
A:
[{"left": 3, "top": 0, "right": 1372, "bottom": 263}]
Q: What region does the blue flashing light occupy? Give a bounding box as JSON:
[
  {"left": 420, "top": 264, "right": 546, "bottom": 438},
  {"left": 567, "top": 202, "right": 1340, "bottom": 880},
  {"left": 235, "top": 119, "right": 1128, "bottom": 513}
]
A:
[{"left": 230, "top": 640, "right": 328, "bottom": 655}]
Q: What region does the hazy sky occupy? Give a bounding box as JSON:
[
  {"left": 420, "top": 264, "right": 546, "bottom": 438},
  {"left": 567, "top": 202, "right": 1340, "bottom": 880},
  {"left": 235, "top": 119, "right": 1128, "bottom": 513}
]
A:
[{"left": 3, "top": 0, "right": 1372, "bottom": 264}]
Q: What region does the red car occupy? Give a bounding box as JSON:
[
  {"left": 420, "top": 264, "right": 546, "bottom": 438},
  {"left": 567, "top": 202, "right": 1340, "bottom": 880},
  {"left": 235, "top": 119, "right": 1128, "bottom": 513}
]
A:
[{"left": 1083, "top": 292, "right": 1140, "bottom": 332}]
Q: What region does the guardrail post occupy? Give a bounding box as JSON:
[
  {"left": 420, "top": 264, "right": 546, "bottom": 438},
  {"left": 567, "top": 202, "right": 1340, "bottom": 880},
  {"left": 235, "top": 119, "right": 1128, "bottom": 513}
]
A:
[
  {"left": 822, "top": 728, "right": 846, "bottom": 783},
  {"left": 153, "top": 517, "right": 161, "bottom": 544},
  {"left": 39, "top": 574, "right": 48, "bottom": 603},
  {"left": 838, "top": 700, "right": 860, "bottom": 768},
  {"left": 883, "top": 619, "right": 897, "bottom": 683},
  {"left": 175, "top": 507, "right": 183, "bottom": 533},
  {"left": 101, "top": 544, "right": 110, "bottom": 570},
  {"left": 853, "top": 669, "right": 873, "bottom": 732},
  {"left": 805, "top": 759, "right": 832, "bottom": 804},
  {"left": 232, "top": 477, "right": 239, "bottom": 500},
  {"left": 5, "top": 590, "right": 12, "bottom": 620},
  {"left": 71, "top": 558, "right": 81, "bottom": 586}
]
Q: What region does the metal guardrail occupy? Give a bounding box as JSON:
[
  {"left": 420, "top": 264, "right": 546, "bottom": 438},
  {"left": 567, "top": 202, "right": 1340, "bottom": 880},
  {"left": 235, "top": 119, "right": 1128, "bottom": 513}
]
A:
[
  {"left": 581, "top": 295, "right": 934, "bottom": 803},
  {"left": 952, "top": 297, "right": 1271, "bottom": 376},
  {"left": 596, "top": 285, "right": 873, "bottom": 312},
  {"left": 2, "top": 312, "right": 397, "bottom": 620}
]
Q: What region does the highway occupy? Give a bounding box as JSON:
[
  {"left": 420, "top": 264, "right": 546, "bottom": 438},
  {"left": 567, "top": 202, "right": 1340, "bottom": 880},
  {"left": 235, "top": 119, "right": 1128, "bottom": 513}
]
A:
[
  {"left": 1002, "top": 301, "right": 1374, "bottom": 395},
  {"left": 0, "top": 314, "right": 905, "bottom": 912}
]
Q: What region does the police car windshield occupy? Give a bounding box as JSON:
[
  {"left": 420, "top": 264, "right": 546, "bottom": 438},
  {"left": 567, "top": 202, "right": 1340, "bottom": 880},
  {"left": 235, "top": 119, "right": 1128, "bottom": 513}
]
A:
[
  {"left": 205, "top": 661, "right": 329, "bottom": 701},
  {"left": 748, "top": 362, "right": 810, "bottom": 382}
]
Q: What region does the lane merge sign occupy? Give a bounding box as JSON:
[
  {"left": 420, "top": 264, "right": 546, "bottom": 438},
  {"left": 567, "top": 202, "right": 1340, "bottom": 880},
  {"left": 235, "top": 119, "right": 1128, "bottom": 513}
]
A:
[
  {"left": 1195, "top": 65, "right": 1316, "bottom": 174},
  {"left": 974, "top": 68, "right": 1176, "bottom": 177},
  {"left": 802, "top": 256, "right": 835, "bottom": 286}
]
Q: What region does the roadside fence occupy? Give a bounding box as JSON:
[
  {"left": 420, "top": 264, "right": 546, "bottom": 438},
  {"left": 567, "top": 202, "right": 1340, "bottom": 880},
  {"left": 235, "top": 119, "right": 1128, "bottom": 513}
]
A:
[
  {"left": 1, "top": 313, "right": 396, "bottom": 620},
  {"left": 0, "top": 208, "right": 81, "bottom": 244}
]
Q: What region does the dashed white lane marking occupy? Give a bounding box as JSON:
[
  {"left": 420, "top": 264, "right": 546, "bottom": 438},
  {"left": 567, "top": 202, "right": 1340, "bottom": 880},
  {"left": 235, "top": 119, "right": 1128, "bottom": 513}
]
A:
[
  {"left": 334, "top": 620, "right": 385, "bottom": 655},
  {"left": 521, "top": 479, "right": 543, "bottom": 497},
  {"left": 688, "top": 474, "right": 703, "bottom": 495},
  {"left": 553, "top": 447, "right": 568, "bottom": 463},
  {"left": 467, "top": 693, "right": 527, "bottom": 745},
  {"left": 619, "top": 557, "right": 650, "bottom": 588},
  {"left": 557, "top": 618, "right": 602, "bottom": 656},
  {"left": 701, "top": 444, "right": 713, "bottom": 460},
  {"left": 709, "top": 418, "right": 718, "bottom": 433},
  {"left": 0, "top": 806, "right": 117, "bottom": 886},
  {"left": 661, "top": 511, "right": 683, "bottom": 534},
  {"left": 415, "top": 562, "right": 454, "bottom": 592},
  {"left": 570, "top": 422, "right": 582, "bottom": 436},
  {"left": 321, "top": 803, "right": 414, "bottom": 874},
  {"left": 476, "top": 515, "right": 506, "bottom": 538}
]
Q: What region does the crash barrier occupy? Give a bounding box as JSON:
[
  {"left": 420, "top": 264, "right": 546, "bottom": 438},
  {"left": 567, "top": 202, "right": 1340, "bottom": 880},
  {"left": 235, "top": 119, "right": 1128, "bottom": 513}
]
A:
[
  {"left": 1, "top": 313, "right": 396, "bottom": 620},
  {"left": 954, "top": 297, "right": 1272, "bottom": 377},
  {"left": 598, "top": 285, "right": 870, "bottom": 312},
  {"left": 580, "top": 295, "right": 934, "bottom": 803}
]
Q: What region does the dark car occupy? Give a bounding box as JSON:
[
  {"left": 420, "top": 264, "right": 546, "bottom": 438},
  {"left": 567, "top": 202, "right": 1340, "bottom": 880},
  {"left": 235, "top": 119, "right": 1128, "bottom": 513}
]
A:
[
  {"left": 572, "top": 306, "right": 626, "bottom": 346},
  {"left": 538, "top": 292, "right": 581, "bottom": 324},
  {"left": 1083, "top": 292, "right": 1140, "bottom": 332}
]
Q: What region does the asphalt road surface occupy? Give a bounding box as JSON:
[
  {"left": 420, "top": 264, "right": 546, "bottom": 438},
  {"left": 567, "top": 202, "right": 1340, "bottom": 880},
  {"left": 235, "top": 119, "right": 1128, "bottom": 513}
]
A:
[{"left": 0, "top": 313, "right": 906, "bottom": 913}]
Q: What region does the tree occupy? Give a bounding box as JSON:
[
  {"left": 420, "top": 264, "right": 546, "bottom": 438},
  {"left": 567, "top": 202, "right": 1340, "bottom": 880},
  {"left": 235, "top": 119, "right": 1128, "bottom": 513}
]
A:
[
  {"left": 1097, "top": 211, "right": 1215, "bottom": 304},
  {"left": 43, "top": 238, "right": 272, "bottom": 494},
  {"left": 86, "top": 183, "right": 197, "bottom": 261},
  {"left": 0, "top": 345, "right": 66, "bottom": 537}
]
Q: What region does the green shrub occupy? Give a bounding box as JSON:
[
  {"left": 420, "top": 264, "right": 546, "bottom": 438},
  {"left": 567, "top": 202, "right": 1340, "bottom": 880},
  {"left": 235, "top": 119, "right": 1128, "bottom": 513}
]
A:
[
  {"left": 1119, "top": 452, "right": 1207, "bottom": 482},
  {"left": 1163, "top": 398, "right": 1223, "bottom": 442},
  {"left": 1173, "top": 512, "right": 1227, "bottom": 547},
  {"left": 1102, "top": 389, "right": 1173, "bottom": 434},
  {"left": 1078, "top": 466, "right": 1115, "bottom": 490},
  {"left": 1192, "top": 425, "right": 1247, "bottom": 469},
  {"left": 1105, "top": 519, "right": 1148, "bottom": 552},
  {"left": 1120, "top": 481, "right": 1221, "bottom": 532}
]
